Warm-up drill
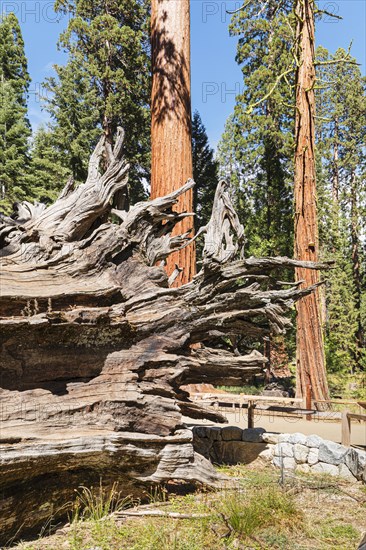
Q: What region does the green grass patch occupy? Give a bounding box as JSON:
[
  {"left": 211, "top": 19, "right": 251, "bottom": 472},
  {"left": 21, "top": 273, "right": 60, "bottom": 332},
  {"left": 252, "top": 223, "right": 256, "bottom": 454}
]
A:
[
  {"left": 14, "top": 465, "right": 366, "bottom": 550},
  {"left": 71, "top": 481, "right": 135, "bottom": 523},
  {"left": 308, "top": 520, "right": 361, "bottom": 550},
  {"left": 217, "top": 486, "right": 301, "bottom": 540}
]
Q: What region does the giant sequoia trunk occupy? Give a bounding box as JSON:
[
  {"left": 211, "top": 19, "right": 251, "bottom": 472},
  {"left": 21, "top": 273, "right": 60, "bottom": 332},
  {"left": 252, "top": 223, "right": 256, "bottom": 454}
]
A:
[
  {"left": 151, "top": 0, "right": 195, "bottom": 284},
  {"left": 294, "top": 0, "right": 330, "bottom": 403},
  {"left": 0, "top": 131, "right": 327, "bottom": 544}
]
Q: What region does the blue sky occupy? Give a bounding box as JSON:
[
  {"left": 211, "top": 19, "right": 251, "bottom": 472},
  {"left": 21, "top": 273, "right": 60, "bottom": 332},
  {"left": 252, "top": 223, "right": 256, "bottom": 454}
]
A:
[{"left": 3, "top": 0, "right": 365, "bottom": 148}]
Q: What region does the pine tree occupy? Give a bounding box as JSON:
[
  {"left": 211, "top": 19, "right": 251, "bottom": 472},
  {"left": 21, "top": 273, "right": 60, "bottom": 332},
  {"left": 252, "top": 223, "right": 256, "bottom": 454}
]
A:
[
  {"left": 192, "top": 111, "right": 218, "bottom": 231},
  {"left": 53, "top": 0, "right": 150, "bottom": 202},
  {"left": 219, "top": 0, "right": 294, "bottom": 257},
  {"left": 0, "top": 13, "right": 31, "bottom": 213}
]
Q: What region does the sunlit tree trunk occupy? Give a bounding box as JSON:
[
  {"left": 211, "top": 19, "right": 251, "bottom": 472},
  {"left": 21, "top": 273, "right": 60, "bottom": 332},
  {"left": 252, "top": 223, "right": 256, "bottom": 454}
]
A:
[
  {"left": 294, "top": 0, "right": 330, "bottom": 403},
  {"left": 151, "top": 0, "right": 195, "bottom": 285}
]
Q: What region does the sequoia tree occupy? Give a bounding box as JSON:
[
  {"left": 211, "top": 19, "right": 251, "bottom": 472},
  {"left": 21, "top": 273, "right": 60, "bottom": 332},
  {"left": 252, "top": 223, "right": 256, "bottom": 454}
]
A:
[
  {"left": 293, "top": 0, "right": 329, "bottom": 401},
  {"left": 151, "top": 0, "right": 195, "bottom": 285}
]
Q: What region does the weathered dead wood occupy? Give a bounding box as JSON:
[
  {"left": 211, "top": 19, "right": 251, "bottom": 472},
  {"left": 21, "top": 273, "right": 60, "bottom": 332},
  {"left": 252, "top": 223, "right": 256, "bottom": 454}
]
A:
[
  {"left": 115, "top": 510, "right": 212, "bottom": 519},
  {"left": 0, "top": 132, "right": 327, "bottom": 544}
]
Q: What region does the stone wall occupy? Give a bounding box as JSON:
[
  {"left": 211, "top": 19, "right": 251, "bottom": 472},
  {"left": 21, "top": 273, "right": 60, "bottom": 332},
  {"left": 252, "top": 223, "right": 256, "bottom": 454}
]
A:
[{"left": 192, "top": 426, "right": 366, "bottom": 483}]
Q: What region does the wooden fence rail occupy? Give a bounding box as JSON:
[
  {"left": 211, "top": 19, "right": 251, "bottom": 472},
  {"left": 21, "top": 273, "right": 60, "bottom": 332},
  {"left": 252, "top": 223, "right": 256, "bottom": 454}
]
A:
[
  {"left": 192, "top": 392, "right": 366, "bottom": 443},
  {"left": 341, "top": 411, "right": 366, "bottom": 447}
]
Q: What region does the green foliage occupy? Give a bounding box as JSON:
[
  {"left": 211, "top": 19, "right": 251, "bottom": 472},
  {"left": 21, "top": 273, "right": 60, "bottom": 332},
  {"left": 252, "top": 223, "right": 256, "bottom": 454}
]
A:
[
  {"left": 218, "top": 1, "right": 294, "bottom": 258},
  {"left": 321, "top": 216, "right": 359, "bottom": 373},
  {"left": 24, "top": 127, "right": 69, "bottom": 204},
  {"left": 16, "top": 465, "right": 366, "bottom": 550},
  {"left": 319, "top": 523, "right": 360, "bottom": 545},
  {"left": 316, "top": 46, "right": 366, "bottom": 373},
  {"left": 0, "top": 12, "right": 30, "bottom": 104},
  {"left": 145, "top": 484, "right": 168, "bottom": 504},
  {"left": 219, "top": 6, "right": 366, "bottom": 376},
  {"left": 0, "top": 77, "right": 30, "bottom": 213},
  {"left": 0, "top": 13, "right": 31, "bottom": 213},
  {"left": 217, "top": 385, "right": 263, "bottom": 395},
  {"left": 52, "top": 0, "right": 151, "bottom": 202},
  {"left": 43, "top": 55, "right": 101, "bottom": 184}
]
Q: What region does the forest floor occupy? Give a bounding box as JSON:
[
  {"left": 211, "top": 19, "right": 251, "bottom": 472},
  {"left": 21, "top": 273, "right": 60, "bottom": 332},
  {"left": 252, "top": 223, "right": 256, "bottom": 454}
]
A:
[{"left": 15, "top": 464, "right": 366, "bottom": 550}]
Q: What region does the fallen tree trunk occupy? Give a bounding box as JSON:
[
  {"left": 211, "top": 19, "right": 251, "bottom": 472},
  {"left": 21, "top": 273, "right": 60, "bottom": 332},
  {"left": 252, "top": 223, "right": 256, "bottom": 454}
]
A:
[{"left": 0, "top": 130, "right": 328, "bottom": 544}]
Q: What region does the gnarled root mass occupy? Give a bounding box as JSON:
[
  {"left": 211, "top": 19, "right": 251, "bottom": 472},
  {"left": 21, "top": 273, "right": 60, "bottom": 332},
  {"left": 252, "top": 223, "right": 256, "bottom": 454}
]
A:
[{"left": 0, "top": 130, "right": 326, "bottom": 544}]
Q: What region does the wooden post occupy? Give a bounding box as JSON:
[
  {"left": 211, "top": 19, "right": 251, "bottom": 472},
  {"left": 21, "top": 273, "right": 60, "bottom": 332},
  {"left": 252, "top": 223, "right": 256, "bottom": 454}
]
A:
[
  {"left": 248, "top": 400, "right": 255, "bottom": 429},
  {"left": 341, "top": 410, "right": 351, "bottom": 446},
  {"left": 305, "top": 384, "right": 312, "bottom": 422},
  {"left": 151, "top": 0, "right": 195, "bottom": 286},
  {"left": 263, "top": 336, "right": 271, "bottom": 384}
]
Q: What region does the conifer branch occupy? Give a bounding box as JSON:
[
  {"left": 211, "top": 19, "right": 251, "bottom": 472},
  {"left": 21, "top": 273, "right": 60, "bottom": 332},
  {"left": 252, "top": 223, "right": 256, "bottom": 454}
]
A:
[
  {"left": 314, "top": 8, "right": 342, "bottom": 20},
  {"left": 226, "top": 0, "right": 270, "bottom": 17},
  {"left": 226, "top": 0, "right": 252, "bottom": 15},
  {"left": 314, "top": 115, "right": 332, "bottom": 121},
  {"left": 245, "top": 67, "right": 293, "bottom": 114},
  {"left": 315, "top": 58, "right": 360, "bottom": 67},
  {"left": 315, "top": 41, "right": 359, "bottom": 66}
]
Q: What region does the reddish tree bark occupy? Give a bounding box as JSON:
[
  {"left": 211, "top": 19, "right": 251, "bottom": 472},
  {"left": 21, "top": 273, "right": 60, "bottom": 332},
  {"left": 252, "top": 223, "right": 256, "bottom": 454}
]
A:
[
  {"left": 151, "top": 0, "right": 195, "bottom": 285},
  {"left": 294, "top": 0, "right": 330, "bottom": 403}
]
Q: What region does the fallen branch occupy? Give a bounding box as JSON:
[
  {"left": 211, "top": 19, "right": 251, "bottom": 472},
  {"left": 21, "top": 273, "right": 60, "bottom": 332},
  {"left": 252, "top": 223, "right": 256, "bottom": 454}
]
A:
[{"left": 115, "top": 510, "right": 212, "bottom": 519}]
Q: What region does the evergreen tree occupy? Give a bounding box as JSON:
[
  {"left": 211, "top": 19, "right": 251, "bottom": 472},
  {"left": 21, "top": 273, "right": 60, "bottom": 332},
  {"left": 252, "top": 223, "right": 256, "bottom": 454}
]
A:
[
  {"left": 0, "top": 79, "right": 31, "bottom": 212},
  {"left": 25, "top": 127, "right": 69, "bottom": 204},
  {"left": 217, "top": 114, "right": 246, "bottom": 217},
  {"left": 52, "top": 0, "right": 150, "bottom": 202},
  {"left": 316, "top": 47, "right": 366, "bottom": 372},
  {"left": 218, "top": 0, "right": 294, "bottom": 257},
  {"left": 0, "top": 13, "right": 31, "bottom": 213},
  {"left": 0, "top": 12, "right": 30, "bottom": 105},
  {"left": 192, "top": 111, "right": 218, "bottom": 231},
  {"left": 43, "top": 54, "right": 100, "bottom": 183}
]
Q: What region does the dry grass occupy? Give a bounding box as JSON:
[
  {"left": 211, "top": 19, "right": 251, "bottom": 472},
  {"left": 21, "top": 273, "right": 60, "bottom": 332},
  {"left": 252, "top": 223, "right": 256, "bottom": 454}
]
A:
[{"left": 14, "top": 465, "right": 366, "bottom": 550}]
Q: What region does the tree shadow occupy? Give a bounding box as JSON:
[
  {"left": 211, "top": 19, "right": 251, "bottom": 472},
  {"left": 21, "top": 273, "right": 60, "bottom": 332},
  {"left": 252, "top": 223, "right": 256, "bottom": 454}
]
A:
[{"left": 151, "top": 3, "right": 191, "bottom": 133}]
